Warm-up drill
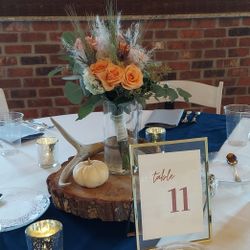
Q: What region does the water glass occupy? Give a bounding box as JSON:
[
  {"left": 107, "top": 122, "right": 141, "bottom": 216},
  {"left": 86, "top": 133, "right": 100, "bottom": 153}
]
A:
[
  {"left": 224, "top": 104, "right": 250, "bottom": 146},
  {"left": 25, "top": 219, "right": 63, "bottom": 250},
  {"left": 0, "top": 112, "right": 24, "bottom": 156},
  {"left": 36, "top": 137, "right": 59, "bottom": 168}
]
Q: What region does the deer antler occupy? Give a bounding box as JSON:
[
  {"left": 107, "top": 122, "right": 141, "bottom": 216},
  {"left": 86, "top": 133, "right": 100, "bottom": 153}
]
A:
[{"left": 50, "top": 118, "right": 104, "bottom": 186}]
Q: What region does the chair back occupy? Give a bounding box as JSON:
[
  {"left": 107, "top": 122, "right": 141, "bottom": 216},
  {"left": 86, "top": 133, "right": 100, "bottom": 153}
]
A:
[
  {"left": 0, "top": 88, "right": 9, "bottom": 113},
  {"left": 147, "top": 80, "right": 224, "bottom": 114}
]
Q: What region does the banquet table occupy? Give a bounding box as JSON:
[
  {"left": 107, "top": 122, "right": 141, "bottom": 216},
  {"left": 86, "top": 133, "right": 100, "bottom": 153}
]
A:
[{"left": 1, "top": 111, "right": 250, "bottom": 250}]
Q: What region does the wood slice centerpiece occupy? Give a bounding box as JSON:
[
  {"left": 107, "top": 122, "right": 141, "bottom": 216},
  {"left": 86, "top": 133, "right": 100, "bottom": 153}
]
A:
[{"left": 47, "top": 154, "right": 133, "bottom": 222}]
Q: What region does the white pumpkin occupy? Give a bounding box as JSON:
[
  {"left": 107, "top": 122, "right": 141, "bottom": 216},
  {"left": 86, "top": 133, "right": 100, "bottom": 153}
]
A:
[{"left": 73, "top": 159, "right": 109, "bottom": 188}]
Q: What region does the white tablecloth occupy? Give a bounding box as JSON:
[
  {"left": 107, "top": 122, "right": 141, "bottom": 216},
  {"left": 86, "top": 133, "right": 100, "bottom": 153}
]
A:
[
  {"left": 1, "top": 112, "right": 250, "bottom": 249},
  {"left": 207, "top": 134, "right": 250, "bottom": 249},
  {"left": 0, "top": 111, "right": 154, "bottom": 192}
]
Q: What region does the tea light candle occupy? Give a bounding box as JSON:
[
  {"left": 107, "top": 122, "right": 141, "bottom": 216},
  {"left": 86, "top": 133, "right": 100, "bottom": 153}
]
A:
[
  {"left": 25, "top": 219, "right": 63, "bottom": 250},
  {"left": 145, "top": 127, "right": 166, "bottom": 142},
  {"left": 36, "top": 137, "right": 59, "bottom": 168}
]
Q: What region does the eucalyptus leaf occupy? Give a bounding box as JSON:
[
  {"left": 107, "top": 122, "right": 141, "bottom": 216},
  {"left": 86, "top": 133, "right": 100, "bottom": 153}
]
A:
[
  {"left": 64, "top": 81, "right": 83, "bottom": 104},
  {"left": 135, "top": 96, "right": 146, "bottom": 108},
  {"left": 176, "top": 88, "right": 192, "bottom": 102},
  {"left": 77, "top": 95, "right": 102, "bottom": 120},
  {"left": 48, "top": 67, "right": 64, "bottom": 77},
  {"left": 73, "top": 63, "right": 84, "bottom": 75},
  {"left": 165, "top": 87, "right": 178, "bottom": 102},
  {"left": 61, "top": 32, "right": 77, "bottom": 46},
  {"left": 62, "top": 75, "right": 81, "bottom": 81},
  {"left": 61, "top": 55, "right": 75, "bottom": 65},
  {"left": 151, "top": 84, "right": 166, "bottom": 97}
]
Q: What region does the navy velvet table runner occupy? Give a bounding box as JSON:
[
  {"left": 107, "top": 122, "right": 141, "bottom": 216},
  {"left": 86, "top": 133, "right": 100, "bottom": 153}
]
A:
[
  {"left": 0, "top": 112, "right": 227, "bottom": 250},
  {"left": 140, "top": 112, "right": 226, "bottom": 153}
]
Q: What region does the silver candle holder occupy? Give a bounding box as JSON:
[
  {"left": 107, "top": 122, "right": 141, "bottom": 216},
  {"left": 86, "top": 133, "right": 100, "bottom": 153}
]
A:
[
  {"left": 36, "top": 137, "right": 58, "bottom": 169},
  {"left": 145, "top": 127, "right": 166, "bottom": 143},
  {"left": 25, "top": 219, "right": 63, "bottom": 250}
]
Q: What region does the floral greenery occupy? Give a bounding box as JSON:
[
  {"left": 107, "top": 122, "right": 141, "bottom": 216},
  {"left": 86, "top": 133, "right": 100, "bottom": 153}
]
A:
[{"left": 49, "top": 6, "right": 191, "bottom": 120}]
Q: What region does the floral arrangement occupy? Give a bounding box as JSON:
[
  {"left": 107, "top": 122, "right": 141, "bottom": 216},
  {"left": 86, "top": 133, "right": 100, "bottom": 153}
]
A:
[
  {"left": 49, "top": 4, "right": 191, "bottom": 173},
  {"left": 49, "top": 6, "right": 190, "bottom": 120}
]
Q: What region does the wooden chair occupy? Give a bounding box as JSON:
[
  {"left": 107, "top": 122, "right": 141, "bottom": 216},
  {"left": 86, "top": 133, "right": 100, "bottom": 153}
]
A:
[
  {"left": 0, "top": 88, "right": 9, "bottom": 113},
  {"left": 147, "top": 80, "right": 224, "bottom": 114}
]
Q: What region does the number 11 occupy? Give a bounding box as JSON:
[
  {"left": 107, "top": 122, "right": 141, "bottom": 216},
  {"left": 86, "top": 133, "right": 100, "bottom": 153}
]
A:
[{"left": 168, "top": 187, "right": 190, "bottom": 213}]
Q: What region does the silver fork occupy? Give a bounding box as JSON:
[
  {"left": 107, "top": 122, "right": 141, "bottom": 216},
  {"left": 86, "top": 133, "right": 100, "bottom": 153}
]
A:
[
  {"left": 181, "top": 111, "right": 192, "bottom": 123},
  {"left": 24, "top": 120, "right": 54, "bottom": 131},
  {"left": 191, "top": 112, "right": 201, "bottom": 123}
]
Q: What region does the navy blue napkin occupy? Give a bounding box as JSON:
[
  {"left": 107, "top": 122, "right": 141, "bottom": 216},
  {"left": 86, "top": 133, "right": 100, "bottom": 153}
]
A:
[
  {"left": 21, "top": 132, "right": 44, "bottom": 142},
  {"left": 20, "top": 124, "right": 44, "bottom": 142},
  {"left": 139, "top": 112, "right": 227, "bottom": 152}
]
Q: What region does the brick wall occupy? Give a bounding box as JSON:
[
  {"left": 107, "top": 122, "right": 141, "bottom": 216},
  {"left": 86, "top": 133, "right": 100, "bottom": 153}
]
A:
[{"left": 1, "top": 14, "right": 250, "bottom": 118}]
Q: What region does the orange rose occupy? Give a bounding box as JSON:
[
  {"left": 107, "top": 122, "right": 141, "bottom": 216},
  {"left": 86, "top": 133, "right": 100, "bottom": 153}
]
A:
[
  {"left": 96, "top": 63, "right": 124, "bottom": 91},
  {"left": 122, "top": 64, "right": 143, "bottom": 90},
  {"left": 90, "top": 59, "right": 109, "bottom": 75}
]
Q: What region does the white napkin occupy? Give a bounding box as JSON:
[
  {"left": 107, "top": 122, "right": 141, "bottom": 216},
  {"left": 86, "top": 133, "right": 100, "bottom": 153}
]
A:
[
  {"left": 210, "top": 139, "right": 250, "bottom": 182},
  {"left": 145, "top": 109, "right": 184, "bottom": 128}
]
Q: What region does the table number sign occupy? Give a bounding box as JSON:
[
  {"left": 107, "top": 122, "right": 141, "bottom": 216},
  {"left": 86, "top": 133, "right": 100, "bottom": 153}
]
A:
[{"left": 129, "top": 138, "right": 211, "bottom": 250}]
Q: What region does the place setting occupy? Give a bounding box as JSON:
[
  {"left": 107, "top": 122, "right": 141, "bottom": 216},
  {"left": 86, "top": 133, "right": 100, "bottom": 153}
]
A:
[
  {"left": 209, "top": 104, "right": 250, "bottom": 184},
  {"left": 0, "top": 112, "right": 60, "bottom": 235},
  {"left": 209, "top": 147, "right": 250, "bottom": 184},
  {"left": 0, "top": 111, "right": 56, "bottom": 158},
  {"left": 0, "top": 132, "right": 58, "bottom": 234}
]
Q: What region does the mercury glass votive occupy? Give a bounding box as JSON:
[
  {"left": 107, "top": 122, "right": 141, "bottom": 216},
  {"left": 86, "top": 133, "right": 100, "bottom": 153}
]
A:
[
  {"left": 36, "top": 137, "right": 58, "bottom": 169},
  {"left": 25, "top": 219, "right": 63, "bottom": 250},
  {"left": 145, "top": 127, "right": 166, "bottom": 142}
]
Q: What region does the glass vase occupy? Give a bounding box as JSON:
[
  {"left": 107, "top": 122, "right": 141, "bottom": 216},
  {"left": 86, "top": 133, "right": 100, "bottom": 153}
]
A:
[{"left": 103, "top": 100, "right": 142, "bottom": 175}]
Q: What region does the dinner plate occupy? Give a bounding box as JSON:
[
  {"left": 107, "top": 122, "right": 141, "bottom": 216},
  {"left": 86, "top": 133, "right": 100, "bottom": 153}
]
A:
[{"left": 0, "top": 187, "right": 50, "bottom": 232}]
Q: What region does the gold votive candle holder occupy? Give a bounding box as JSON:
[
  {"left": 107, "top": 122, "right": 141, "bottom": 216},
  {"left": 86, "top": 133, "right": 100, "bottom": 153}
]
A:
[
  {"left": 145, "top": 127, "right": 166, "bottom": 142},
  {"left": 25, "top": 219, "right": 63, "bottom": 250},
  {"left": 36, "top": 137, "right": 59, "bottom": 169}
]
